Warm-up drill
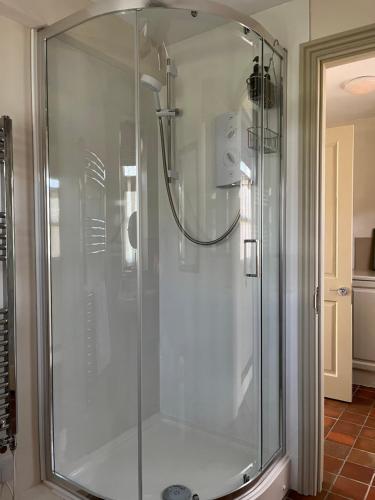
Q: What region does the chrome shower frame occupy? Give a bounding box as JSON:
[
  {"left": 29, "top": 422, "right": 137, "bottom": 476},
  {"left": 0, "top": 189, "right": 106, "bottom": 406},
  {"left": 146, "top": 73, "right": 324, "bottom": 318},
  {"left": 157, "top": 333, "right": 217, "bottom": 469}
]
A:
[{"left": 31, "top": 1, "right": 287, "bottom": 498}]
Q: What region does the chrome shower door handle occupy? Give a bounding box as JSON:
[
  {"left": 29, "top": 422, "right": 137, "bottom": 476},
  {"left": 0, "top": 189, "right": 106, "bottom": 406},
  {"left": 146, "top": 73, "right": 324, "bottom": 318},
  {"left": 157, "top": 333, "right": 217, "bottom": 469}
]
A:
[{"left": 244, "top": 239, "right": 259, "bottom": 277}]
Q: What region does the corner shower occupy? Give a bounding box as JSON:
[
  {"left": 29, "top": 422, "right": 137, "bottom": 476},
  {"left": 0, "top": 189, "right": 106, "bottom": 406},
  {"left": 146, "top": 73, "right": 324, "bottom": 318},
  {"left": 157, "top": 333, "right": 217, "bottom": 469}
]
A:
[{"left": 33, "top": 2, "right": 285, "bottom": 499}]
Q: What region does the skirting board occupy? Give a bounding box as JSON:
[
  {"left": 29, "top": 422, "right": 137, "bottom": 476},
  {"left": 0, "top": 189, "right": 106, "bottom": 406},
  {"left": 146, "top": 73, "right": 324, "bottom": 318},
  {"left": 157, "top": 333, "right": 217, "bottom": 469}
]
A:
[
  {"left": 353, "top": 360, "right": 375, "bottom": 373},
  {"left": 23, "top": 456, "right": 290, "bottom": 500},
  {"left": 353, "top": 367, "right": 375, "bottom": 389}
]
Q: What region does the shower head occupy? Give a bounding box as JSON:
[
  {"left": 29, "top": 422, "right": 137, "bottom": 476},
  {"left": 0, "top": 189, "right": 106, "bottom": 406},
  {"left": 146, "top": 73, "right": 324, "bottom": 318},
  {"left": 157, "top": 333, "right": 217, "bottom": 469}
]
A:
[
  {"left": 141, "top": 73, "right": 162, "bottom": 93},
  {"left": 141, "top": 74, "right": 163, "bottom": 111}
]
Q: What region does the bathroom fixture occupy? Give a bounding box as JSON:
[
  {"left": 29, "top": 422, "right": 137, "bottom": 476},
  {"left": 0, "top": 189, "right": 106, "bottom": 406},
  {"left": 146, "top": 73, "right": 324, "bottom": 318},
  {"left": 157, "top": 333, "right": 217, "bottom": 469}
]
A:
[
  {"left": 215, "top": 112, "right": 251, "bottom": 187},
  {"left": 247, "top": 56, "right": 261, "bottom": 103},
  {"left": 33, "top": 2, "right": 286, "bottom": 499},
  {"left": 0, "top": 117, "right": 16, "bottom": 454},
  {"left": 140, "top": 74, "right": 162, "bottom": 110},
  {"left": 246, "top": 41, "right": 280, "bottom": 156},
  {"left": 248, "top": 126, "right": 279, "bottom": 154},
  {"left": 141, "top": 66, "right": 241, "bottom": 246},
  {"left": 162, "top": 485, "right": 192, "bottom": 500},
  {"left": 247, "top": 51, "right": 277, "bottom": 109}
]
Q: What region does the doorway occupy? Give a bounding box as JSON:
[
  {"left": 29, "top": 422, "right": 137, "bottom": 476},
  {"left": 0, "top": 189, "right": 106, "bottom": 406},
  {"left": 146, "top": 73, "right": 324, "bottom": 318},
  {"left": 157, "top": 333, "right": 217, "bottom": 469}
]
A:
[
  {"left": 320, "top": 54, "right": 375, "bottom": 497},
  {"left": 323, "top": 56, "right": 375, "bottom": 403},
  {"left": 299, "top": 23, "right": 375, "bottom": 497}
]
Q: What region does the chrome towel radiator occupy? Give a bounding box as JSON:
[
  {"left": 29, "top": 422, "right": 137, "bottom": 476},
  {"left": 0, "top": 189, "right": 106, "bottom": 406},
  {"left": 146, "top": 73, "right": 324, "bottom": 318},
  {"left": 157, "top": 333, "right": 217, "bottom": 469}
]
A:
[{"left": 0, "top": 116, "right": 16, "bottom": 452}]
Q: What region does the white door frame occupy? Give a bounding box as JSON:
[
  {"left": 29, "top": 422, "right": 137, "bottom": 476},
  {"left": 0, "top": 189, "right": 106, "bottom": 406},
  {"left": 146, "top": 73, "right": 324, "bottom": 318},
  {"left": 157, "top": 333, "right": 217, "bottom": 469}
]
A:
[{"left": 299, "top": 23, "right": 375, "bottom": 496}]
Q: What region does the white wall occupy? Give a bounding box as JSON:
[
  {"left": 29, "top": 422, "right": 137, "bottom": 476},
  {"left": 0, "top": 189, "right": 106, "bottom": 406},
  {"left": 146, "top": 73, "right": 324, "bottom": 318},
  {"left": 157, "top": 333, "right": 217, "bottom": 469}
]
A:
[
  {"left": 310, "top": 0, "right": 375, "bottom": 40},
  {"left": 0, "top": 14, "right": 39, "bottom": 499}
]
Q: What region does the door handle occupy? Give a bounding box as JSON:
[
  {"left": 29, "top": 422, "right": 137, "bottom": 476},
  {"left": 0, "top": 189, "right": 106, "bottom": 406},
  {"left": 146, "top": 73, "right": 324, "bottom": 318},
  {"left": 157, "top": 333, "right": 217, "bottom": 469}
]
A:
[
  {"left": 244, "top": 239, "right": 259, "bottom": 277},
  {"left": 329, "top": 287, "right": 350, "bottom": 296}
]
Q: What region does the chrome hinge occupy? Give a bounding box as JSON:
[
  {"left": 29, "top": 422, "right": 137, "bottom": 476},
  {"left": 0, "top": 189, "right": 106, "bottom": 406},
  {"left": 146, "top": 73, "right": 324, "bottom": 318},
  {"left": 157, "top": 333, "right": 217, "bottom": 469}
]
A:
[{"left": 313, "top": 286, "right": 320, "bottom": 314}]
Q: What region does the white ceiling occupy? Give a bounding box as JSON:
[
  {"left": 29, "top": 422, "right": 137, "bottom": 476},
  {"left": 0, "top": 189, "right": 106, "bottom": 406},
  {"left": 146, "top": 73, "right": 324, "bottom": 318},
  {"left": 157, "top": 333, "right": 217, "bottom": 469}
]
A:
[
  {"left": 220, "top": 0, "right": 292, "bottom": 16},
  {"left": 0, "top": 0, "right": 291, "bottom": 27},
  {"left": 326, "top": 57, "right": 375, "bottom": 126},
  {"left": 0, "top": 0, "right": 88, "bottom": 26}
]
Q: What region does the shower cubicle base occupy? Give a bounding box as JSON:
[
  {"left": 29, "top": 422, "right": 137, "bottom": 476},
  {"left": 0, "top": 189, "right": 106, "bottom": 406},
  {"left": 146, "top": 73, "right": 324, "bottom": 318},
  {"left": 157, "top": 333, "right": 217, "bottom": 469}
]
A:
[
  {"left": 36, "top": 455, "right": 290, "bottom": 500},
  {"left": 61, "top": 414, "right": 256, "bottom": 500}
]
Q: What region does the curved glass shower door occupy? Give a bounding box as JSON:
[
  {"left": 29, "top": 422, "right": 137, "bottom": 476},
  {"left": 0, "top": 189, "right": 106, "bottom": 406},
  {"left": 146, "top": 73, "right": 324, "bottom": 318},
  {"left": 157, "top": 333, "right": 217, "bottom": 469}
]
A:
[
  {"left": 42, "top": 5, "right": 284, "bottom": 500},
  {"left": 138, "top": 9, "right": 263, "bottom": 500}
]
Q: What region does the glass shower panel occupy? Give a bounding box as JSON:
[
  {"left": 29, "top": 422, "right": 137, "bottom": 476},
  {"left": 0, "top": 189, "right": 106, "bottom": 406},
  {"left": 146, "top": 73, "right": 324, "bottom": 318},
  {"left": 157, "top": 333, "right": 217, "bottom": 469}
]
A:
[
  {"left": 261, "top": 42, "right": 283, "bottom": 465},
  {"left": 137, "top": 9, "right": 263, "bottom": 499},
  {"left": 46, "top": 12, "right": 139, "bottom": 498}
]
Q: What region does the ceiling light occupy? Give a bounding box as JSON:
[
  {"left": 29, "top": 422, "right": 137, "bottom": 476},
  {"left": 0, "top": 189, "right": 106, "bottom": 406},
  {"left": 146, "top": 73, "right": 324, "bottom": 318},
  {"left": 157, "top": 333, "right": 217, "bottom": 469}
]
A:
[{"left": 343, "top": 76, "right": 375, "bottom": 95}]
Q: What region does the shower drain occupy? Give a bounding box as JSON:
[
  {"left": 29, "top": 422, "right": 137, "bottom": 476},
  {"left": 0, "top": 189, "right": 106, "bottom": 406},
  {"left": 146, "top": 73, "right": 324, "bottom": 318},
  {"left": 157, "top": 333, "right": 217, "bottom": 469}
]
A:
[{"left": 161, "top": 485, "right": 192, "bottom": 500}]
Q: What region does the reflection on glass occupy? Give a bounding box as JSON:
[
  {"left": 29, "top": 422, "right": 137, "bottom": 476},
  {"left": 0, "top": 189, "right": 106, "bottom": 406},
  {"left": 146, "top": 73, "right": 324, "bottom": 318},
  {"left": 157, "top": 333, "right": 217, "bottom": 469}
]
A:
[
  {"left": 120, "top": 119, "right": 137, "bottom": 271},
  {"left": 49, "top": 179, "right": 60, "bottom": 258}
]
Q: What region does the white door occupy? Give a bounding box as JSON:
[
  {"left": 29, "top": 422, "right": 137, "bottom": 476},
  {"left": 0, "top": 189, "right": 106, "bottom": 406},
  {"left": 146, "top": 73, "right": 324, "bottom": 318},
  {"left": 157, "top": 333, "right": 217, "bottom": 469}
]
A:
[{"left": 324, "top": 125, "right": 354, "bottom": 402}]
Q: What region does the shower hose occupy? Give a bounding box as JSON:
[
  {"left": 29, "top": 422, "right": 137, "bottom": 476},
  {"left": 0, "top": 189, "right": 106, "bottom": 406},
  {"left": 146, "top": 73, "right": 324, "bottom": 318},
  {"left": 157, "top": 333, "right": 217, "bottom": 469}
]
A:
[{"left": 158, "top": 117, "right": 240, "bottom": 246}]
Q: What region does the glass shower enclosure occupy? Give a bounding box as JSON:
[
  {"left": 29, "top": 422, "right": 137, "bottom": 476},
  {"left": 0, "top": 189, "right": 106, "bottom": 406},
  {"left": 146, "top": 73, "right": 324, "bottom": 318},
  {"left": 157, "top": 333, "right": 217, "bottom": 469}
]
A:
[{"left": 33, "top": 2, "right": 286, "bottom": 499}]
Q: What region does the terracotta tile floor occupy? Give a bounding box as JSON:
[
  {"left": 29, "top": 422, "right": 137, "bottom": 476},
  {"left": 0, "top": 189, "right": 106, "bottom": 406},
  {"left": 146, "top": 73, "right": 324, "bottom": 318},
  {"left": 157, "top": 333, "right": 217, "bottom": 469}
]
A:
[{"left": 286, "top": 385, "right": 375, "bottom": 500}]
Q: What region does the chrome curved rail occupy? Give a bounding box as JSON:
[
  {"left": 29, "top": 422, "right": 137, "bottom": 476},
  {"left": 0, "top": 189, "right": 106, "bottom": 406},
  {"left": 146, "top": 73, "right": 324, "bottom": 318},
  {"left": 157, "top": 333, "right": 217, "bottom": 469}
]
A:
[{"left": 38, "top": 0, "right": 284, "bottom": 58}]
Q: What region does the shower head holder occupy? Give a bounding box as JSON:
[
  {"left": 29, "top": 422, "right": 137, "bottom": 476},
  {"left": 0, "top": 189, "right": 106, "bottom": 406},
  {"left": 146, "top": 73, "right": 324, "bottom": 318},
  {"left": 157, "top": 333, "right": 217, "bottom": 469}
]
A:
[
  {"left": 167, "top": 60, "right": 178, "bottom": 77},
  {"left": 156, "top": 108, "right": 180, "bottom": 118}
]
